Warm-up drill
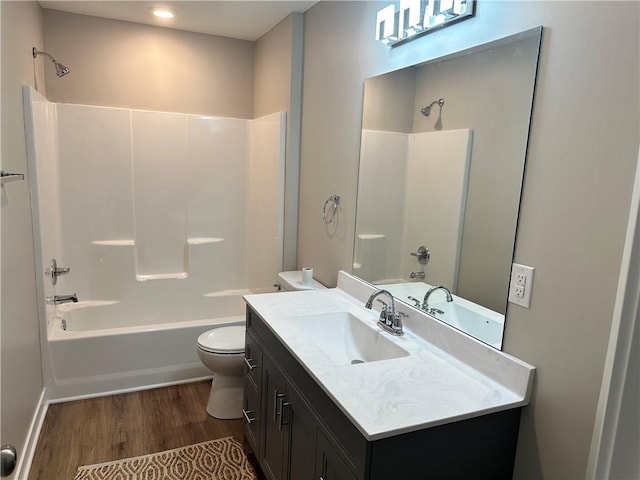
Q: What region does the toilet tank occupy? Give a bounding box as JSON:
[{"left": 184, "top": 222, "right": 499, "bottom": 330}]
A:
[{"left": 278, "top": 271, "right": 326, "bottom": 291}]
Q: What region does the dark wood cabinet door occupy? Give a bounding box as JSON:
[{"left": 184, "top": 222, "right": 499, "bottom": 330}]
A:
[
  {"left": 284, "top": 385, "right": 317, "bottom": 480},
  {"left": 244, "top": 332, "right": 263, "bottom": 390},
  {"left": 261, "top": 355, "right": 288, "bottom": 480},
  {"left": 243, "top": 331, "right": 264, "bottom": 456},
  {"left": 242, "top": 379, "right": 261, "bottom": 456},
  {"left": 315, "top": 431, "right": 358, "bottom": 480}
]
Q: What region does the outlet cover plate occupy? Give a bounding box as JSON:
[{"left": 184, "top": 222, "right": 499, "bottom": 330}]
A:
[{"left": 508, "top": 263, "right": 534, "bottom": 308}]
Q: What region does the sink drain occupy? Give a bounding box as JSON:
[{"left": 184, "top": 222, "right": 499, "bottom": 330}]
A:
[{"left": 350, "top": 359, "right": 365, "bottom": 365}]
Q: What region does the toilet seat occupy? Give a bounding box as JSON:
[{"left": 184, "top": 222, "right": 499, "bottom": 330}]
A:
[{"left": 197, "top": 326, "right": 245, "bottom": 354}]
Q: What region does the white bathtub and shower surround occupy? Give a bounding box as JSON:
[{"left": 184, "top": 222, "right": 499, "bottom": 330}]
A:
[{"left": 23, "top": 86, "right": 286, "bottom": 400}]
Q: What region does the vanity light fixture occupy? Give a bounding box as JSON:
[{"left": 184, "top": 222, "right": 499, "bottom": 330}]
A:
[{"left": 376, "top": 0, "right": 476, "bottom": 47}]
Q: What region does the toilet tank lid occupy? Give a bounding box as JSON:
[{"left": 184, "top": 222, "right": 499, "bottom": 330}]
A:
[
  {"left": 278, "top": 271, "right": 326, "bottom": 291},
  {"left": 197, "top": 325, "right": 245, "bottom": 353}
]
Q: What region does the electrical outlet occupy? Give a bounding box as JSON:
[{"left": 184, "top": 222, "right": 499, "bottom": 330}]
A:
[{"left": 508, "top": 263, "right": 535, "bottom": 308}]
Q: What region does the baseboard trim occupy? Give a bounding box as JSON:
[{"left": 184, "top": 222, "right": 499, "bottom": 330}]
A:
[
  {"left": 48, "top": 375, "right": 213, "bottom": 404},
  {"left": 46, "top": 362, "right": 212, "bottom": 402},
  {"left": 14, "top": 387, "right": 48, "bottom": 480}
]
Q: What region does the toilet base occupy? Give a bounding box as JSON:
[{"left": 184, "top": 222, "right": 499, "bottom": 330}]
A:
[{"left": 206, "top": 374, "right": 243, "bottom": 419}]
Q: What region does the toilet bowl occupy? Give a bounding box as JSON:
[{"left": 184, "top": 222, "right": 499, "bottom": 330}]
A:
[
  {"left": 196, "top": 325, "right": 245, "bottom": 419},
  {"left": 195, "top": 273, "right": 324, "bottom": 418}
]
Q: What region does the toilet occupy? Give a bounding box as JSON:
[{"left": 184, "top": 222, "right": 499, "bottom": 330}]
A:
[
  {"left": 277, "top": 270, "right": 326, "bottom": 291},
  {"left": 196, "top": 325, "right": 246, "bottom": 419},
  {"left": 196, "top": 271, "right": 325, "bottom": 419}
]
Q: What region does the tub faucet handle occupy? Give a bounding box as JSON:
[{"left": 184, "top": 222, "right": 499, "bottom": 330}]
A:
[{"left": 45, "top": 258, "right": 70, "bottom": 285}]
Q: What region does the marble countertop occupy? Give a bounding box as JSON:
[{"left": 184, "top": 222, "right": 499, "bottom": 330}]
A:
[{"left": 243, "top": 272, "right": 535, "bottom": 441}]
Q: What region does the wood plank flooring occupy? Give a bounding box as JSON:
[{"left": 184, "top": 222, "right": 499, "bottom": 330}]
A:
[{"left": 28, "top": 380, "right": 260, "bottom": 480}]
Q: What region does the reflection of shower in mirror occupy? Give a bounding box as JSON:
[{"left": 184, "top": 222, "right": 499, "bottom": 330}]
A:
[
  {"left": 420, "top": 98, "right": 445, "bottom": 117},
  {"left": 354, "top": 26, "right": 543, "bottom": 350}
]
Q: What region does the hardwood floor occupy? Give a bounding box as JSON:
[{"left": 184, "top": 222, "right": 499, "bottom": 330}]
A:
[{"left": 28, "top": 381, "right": 255, "bottom": 480}]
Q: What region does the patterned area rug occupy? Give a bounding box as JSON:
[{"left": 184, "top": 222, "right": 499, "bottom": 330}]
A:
[{"left": 73, "top": 437, "right": 258, "bottom": 480}]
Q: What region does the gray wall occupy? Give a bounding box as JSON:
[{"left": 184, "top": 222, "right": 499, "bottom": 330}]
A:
[
  {"left": 1, "top": 2, "right": 46, "bottom": 479},
  {"left": 43, "top": 9, "right": 254, "bottom": 118},
  {"left": 254, "top": 14, "right": 304, "bottom": 271},
  {"left": 299, "top": 1, "right": 639, "bottom": 478}
]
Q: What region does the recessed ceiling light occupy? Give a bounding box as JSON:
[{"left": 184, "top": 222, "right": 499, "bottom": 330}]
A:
[{"left": 151, "top": 8, "right": 175, "bottom": 19}]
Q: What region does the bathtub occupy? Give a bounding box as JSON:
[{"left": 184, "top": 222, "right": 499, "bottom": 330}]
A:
[{"left": 46, "top": 293, "right": 249, "bottom": 401}]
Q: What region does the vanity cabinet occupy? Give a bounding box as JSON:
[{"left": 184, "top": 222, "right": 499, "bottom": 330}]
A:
[
  {"left": 315, "top": 431, "right": 357, "bottom": 480},
  {"left": 244, "top": 324, "right": 318, "bottom": 480},
  {"left": 243, "top": 305, "right": 523, "bottom": 480},
  {"left": 260, "top": 354, "right": 317, "bottom": 480}
]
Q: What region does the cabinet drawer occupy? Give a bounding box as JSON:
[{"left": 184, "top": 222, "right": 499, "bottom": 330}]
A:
[
  {"left": 244, "top": 331, "right": 263, "bottom": 390},
  {"left": 242, "top": 379, "right": 261, "bottom": 456}
]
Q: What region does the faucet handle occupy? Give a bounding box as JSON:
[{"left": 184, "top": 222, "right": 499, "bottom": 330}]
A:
[
  {"left": 407, "top": 296, "right": 422, "bottom": 308},
  {"left": 389, "top": 311, "right": 406, "bottom": 335},
  {"left": 375, "top": 299, "right": 392, "bottom": 323},
  {"left": 376, "top": 299, "right": 388, "bottom": 312},
  {"left": 45, "top": 258, "right": 70, "bottom": 285}
]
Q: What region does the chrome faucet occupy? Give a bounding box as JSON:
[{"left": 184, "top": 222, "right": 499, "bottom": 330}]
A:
[
  {"left": 421, "top": 286, "right": 453, "bottom": 311},
  {"left": 365, "top": 289, "right": 405, "bottom": 336},
  {"left": 46, "top": 293, "right": 78, "bottom": 305}
]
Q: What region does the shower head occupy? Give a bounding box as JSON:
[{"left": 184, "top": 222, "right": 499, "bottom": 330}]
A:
[
  {"left": 33, "top": 47, "right": 70, "bottom": 77},
  {"left": 420, "top": 98, "right": 445, "bottom": 117},
  {"left": 54, "top": 61, "right": 70, "bottom": 77}
]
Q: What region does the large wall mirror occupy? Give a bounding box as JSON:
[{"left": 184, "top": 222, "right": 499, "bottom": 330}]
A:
[{"left": 353, "top": 27, "right": 543, "bottom": 349}]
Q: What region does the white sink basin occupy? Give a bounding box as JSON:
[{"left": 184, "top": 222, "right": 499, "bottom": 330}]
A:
[{"left": 292, "top": 311, "right": 409, "bottom": 365}]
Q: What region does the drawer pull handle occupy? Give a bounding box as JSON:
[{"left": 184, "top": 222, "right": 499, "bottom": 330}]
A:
[
  {"left": 278, "top": 401, "right": 290, "bottom": 431},
  {"left": 242, "top": 409, "right": 255, "bottom": 424},
  {"left": 273, "top": 390, "right": 284, "bottom": 421},
  {"left": 244, "top": 356, "right": 257, "bottom": 371}
]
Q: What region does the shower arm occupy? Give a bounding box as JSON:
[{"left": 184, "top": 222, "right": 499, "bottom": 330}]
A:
[
  {"left": 32, "top": 47, "right": 56, "bottom": 63},
  {"left": 426, "top": 99, "right": 445, "bottom": 111}
]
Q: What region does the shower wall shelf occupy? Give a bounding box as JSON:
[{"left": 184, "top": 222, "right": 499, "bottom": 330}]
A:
[{"left": 0, "top": 172, "right": 25, "bottom": 184}]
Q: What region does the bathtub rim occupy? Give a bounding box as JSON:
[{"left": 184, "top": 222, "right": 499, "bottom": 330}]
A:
[{"left": 49, "top": 310, "right": 246, "bottom": 340}]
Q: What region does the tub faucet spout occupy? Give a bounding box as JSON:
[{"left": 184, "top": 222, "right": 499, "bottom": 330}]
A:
[
  {"left": 421, "top": 286, "right": 452, "bottom": 310},
  {"left": 46, "top": 293, "right": 78, "bottom": 305}
]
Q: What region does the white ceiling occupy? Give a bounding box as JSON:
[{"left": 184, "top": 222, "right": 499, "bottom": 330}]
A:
[{"left": 39, "top": 1, "right": 317, "bottom": 41}]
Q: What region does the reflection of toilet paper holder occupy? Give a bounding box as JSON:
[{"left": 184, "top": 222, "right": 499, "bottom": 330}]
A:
[{"left": 322, "top": 194, "right": 340, "bottom": 224}]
